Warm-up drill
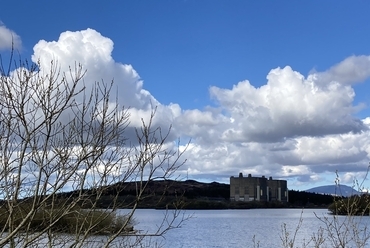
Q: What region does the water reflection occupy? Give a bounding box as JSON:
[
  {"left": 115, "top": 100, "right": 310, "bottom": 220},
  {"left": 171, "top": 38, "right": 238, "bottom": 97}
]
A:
[{"left": 130, "top": 208, "right": 370, "bottom": 248}]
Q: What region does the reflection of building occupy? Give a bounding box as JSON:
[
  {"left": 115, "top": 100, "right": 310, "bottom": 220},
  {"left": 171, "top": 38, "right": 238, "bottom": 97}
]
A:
[{"left": 230, "top": 173, "right": 288, "bottom": 202}]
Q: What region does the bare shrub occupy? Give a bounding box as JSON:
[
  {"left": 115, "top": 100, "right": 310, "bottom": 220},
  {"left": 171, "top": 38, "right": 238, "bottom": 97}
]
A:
[
  {"left": 0, "top": 53, "right": 189, "bottom": 247},
  {"left": 280, "top": 168, "right": 370, "bottom": 248}
]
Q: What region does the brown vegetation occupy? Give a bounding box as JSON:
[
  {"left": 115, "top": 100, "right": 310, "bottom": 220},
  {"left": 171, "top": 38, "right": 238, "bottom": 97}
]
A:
[{"left": 0, "top": 202, "right": 133, "bottom": 235}]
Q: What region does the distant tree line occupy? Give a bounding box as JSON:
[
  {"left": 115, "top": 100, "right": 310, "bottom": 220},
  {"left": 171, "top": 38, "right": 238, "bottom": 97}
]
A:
[
  {"left": 42, "top": 181, "right": 337, "bottom": 209},
  {"left": 287, "top": 190, "right": 335, "bottom": 207}
]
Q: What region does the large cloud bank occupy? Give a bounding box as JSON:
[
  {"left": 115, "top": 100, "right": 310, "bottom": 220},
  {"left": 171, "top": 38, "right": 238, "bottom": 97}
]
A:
[
  {"left": 19, "top": 29, "right": 370, "bottom": 188},
  {"left": 32, "top": 29, "right": 181, "bottom": 131}
]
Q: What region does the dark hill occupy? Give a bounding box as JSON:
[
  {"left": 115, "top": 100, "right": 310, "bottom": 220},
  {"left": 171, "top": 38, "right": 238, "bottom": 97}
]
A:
[
  {"left": 53, "top": 180, "right": 335, "bottom": 209},
  {"left": 305, "top": 185, "right": 361, "bottom": 197}
]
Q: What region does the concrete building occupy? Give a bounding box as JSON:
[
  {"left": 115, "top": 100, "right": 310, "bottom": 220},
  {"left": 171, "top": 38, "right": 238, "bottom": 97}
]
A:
[{"left": 230, "top": 173, "right": 288, "bottom": 202}]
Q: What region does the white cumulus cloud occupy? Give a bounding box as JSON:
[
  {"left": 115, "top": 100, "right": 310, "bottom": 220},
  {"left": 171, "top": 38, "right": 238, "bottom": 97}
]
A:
[
  {"left": 313, "top": 55, "right": 370, "bottom": 85},
  {"left": 174, "top": 56, "right": 370, "bottom": 188},
  {"left": 0, "top": 23, "right": 21, "bottom": 50},
  {"left": 7, "top": 27, "right": 370, "bottom": 189},
  {"left": 31, "top": 29, "right": 181, "bottom": 139},
  {"left": 209, "top": 65, "right": 365, "bottom": 143}
]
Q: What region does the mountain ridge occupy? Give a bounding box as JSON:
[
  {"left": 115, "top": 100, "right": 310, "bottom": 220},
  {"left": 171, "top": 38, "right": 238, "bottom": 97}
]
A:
[{"left": 305, "top": 184, "right": 361, "bottom": 197}]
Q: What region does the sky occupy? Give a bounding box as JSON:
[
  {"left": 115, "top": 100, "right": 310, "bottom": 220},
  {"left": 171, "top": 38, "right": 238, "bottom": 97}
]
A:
[{"left": 1, "top": 1, "right": 370, "bottom": 191}]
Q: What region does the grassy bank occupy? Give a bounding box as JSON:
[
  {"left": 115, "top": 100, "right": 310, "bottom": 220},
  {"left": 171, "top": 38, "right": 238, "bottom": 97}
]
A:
[{"left": 0, "top": 203, "right": 133, "bottom": 235}]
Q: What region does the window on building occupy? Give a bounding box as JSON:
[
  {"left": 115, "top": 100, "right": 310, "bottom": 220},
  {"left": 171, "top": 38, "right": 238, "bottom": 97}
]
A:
[
  {"left": 235, "top": 187, "right": 239, "bottom": 195},
  {"left": 244, "top": 187, "right": 249, "bottom": 195}
]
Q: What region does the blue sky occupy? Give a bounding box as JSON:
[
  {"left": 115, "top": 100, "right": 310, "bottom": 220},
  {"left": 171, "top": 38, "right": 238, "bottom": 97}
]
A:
[{"left": 1, "top": 1, "right": 370, "bottom": 190}]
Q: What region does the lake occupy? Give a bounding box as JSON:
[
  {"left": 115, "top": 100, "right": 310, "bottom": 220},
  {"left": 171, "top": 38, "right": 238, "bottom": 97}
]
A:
[
  {"left": 3, "top": 208, "right": 370, "bottom": 247},
  {"left": 129, "top": 208, "right": 370, "bottom": 248}
]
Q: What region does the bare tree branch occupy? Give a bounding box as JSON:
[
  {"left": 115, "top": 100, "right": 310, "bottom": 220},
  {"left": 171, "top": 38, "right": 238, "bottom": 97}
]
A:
[{"left": 0, "top": 55, "right": 189, "bottom": 247}]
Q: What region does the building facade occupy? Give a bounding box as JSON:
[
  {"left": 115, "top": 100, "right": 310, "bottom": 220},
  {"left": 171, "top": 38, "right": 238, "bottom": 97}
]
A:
[{"left": 230, "top": 173, "right": 288, "bottom": 202}]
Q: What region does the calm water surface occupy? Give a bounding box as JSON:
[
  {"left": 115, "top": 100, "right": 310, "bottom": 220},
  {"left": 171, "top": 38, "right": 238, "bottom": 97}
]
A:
[
  {"left": 128, "top": 208, "right": 369, "bottom": 248},
  {"left": 3, "top": 208, "right": 369, "bottom": 247}
]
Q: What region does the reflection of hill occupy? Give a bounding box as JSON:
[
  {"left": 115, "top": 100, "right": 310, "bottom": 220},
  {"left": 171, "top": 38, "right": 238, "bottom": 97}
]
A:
[{"left": 54, "top": 180, "right": 335, "bottom": 209}]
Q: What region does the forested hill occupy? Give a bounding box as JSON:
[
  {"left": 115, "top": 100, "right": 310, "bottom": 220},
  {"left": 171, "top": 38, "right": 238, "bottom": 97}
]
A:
[{"left": 56, "top": 180, "right": 335, "bottom": 209}]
